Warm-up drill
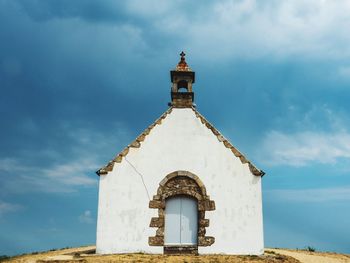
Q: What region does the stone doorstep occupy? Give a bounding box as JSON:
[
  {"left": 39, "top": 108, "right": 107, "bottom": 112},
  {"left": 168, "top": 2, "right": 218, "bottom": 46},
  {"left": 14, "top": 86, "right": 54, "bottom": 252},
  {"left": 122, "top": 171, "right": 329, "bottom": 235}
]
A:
[{"left": 164, "top": 245, "right": 198, "bottom": 255}]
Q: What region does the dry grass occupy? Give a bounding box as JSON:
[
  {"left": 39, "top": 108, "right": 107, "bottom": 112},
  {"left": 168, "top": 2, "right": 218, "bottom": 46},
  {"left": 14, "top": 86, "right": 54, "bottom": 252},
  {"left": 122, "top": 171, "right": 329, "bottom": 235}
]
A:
[
  {"left": 2, "top": 247, "right": 298, "bottom": 263},
  {"left": 267, "top": 248, "right": 350, "bottom": 263},
  {"left": 3, "top": 246, "right": 349, "bottom": 263},
  {"left": 70, "top": 252, "right": 298, "bottom": 263}
]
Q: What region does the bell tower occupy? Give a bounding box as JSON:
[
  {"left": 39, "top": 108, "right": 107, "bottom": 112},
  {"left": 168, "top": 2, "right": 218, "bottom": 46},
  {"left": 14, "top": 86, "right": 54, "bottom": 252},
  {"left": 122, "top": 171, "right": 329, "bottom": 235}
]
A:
[{"left": 170, "top": 52, "right": 195, "bottom": 108}]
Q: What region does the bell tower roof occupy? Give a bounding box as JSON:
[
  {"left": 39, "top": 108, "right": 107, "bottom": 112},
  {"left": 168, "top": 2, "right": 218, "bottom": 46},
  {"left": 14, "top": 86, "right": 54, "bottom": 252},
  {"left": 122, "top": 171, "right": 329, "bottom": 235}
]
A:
[
  {"left": 175, "top": 51, "right": 192, "bottom": 71},
  {"left": 170, "top": 52, "right": 196, "bottom": 108},
  {"left": 170, "top": 52, "right": 195, "bottom": 83}
]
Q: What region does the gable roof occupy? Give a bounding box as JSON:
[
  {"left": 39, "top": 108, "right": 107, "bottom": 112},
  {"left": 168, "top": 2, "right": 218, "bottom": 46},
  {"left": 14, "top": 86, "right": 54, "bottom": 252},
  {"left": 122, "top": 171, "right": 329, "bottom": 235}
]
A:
[{"left": 96, "top": 107, "right": 265, "bottom": 177}]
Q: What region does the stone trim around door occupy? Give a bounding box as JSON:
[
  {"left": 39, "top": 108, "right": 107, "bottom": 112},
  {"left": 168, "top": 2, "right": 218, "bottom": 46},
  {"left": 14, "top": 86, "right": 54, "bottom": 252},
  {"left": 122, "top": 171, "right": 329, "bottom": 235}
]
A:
[{"left": 148, "top": 171, "right": 215, "bottom": 254}]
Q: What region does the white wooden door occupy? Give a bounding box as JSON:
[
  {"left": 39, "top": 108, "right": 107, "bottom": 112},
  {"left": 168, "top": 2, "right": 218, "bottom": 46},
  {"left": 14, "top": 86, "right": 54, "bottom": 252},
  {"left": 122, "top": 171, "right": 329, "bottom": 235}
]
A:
[{"left": 164, "top": 196, "right": 198, "bottom": 245}]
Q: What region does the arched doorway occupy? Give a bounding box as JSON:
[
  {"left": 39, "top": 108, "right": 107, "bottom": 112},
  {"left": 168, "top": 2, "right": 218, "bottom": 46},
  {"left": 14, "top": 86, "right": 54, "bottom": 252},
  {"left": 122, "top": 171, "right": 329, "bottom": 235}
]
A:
[
  {"left": 148, "top": 170, "right": 215, "bottom": 254},
  {"left": 164, "top": 196, "right": 198, "bottom": 246}
]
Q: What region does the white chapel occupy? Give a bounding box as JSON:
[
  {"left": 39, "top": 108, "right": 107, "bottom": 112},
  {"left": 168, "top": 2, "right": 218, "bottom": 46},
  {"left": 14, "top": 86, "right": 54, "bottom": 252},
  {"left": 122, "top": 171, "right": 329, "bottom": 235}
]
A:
[{"left": 96, "top": 52, "right": 265, "bottom": 255}]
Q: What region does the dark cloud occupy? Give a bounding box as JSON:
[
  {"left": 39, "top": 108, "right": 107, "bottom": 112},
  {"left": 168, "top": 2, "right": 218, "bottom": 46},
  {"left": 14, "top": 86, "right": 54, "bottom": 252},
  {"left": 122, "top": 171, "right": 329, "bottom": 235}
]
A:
[
  {"left": 1, "top": 0, "right": 349, "bottom": 166},
  {"left": 1, "top": 0, "right": 350, "bottom": 175},
  {"left": 0, "top": 1, "right": 167, "bottom": 163},
  {"left": 15, "top": 0, "right": 128, "bottom": 23}
]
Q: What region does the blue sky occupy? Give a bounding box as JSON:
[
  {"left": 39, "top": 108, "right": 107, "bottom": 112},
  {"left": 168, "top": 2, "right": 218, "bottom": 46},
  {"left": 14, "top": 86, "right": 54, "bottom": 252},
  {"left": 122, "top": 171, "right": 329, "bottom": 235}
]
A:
[{"left": 1, "top": 0, "right": 350, "bottom": 256}]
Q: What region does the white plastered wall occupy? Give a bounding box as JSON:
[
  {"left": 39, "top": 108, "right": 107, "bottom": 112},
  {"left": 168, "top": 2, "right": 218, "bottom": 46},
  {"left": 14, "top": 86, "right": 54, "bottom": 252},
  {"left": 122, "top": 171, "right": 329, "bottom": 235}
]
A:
[{"left": 96, "top": 108, "right": 264, "bottom": 255}]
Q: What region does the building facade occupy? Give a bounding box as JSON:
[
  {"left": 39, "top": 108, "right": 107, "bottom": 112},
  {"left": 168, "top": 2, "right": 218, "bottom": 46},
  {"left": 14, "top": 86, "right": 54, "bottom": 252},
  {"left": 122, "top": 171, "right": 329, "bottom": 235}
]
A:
[{"left": 96, "top": 53, "right": 265, "bottom": 255}]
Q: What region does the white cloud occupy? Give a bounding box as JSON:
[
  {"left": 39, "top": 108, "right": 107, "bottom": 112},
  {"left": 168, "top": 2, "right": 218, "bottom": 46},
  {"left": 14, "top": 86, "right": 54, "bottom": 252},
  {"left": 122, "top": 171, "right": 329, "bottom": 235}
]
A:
[
  {"left": 258, "top": 130, "right": 350, "bottom": 166},
  {"left": 0, "top": 158, "right": 97, "bottom": 193},
  {"left": 0, "top": 122, "right": 131, "bottom": 194},
  {"left": 41, "top": 160, "right": 98, "bottom": 186},
  {"left": 79, "top": 210, "right": 94, "bottom": 224},
  {"left": 206, "top": 0, "right": 350, "bottom": 59},
  {"left": 129, "top": 0, "right": 350, "bottom": 60},
  {"left": 266, "top": 186, "right": 350, "bottom": 202},
  {"left": 125, "top": 1, "right": 176, "bottom": 17},
  {"left": 13, "top": 0, "right": 350, "bottom": 63},
  {"left": 0, "top": 200, "right": 22, "bottom": 217}
]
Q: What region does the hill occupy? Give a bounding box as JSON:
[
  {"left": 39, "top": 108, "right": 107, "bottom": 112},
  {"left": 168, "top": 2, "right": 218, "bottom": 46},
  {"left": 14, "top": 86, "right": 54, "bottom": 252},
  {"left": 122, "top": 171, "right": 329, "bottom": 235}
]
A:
[{"left": 2, "top": 246, "right": 350, "bottom": 263}]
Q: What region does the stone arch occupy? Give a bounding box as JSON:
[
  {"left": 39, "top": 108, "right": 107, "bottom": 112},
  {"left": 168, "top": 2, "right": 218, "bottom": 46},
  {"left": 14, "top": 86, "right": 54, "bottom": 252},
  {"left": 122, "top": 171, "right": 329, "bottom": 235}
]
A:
[
  {"left": 177, "top": 80, "right": 189, "bottom": 92},
  {"left": 148, "top": 170, "right": 215, "bottom": 254}
]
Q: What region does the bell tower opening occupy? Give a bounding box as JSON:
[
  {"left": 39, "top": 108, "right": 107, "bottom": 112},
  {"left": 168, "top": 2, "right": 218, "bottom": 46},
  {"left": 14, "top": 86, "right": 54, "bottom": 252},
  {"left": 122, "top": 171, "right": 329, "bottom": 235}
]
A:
[
  {"left": 170, "top": 52, "right": 195, "bottom": 108},
  {"left": 177, "top": 80, "right": 189, "bottom": 92}
]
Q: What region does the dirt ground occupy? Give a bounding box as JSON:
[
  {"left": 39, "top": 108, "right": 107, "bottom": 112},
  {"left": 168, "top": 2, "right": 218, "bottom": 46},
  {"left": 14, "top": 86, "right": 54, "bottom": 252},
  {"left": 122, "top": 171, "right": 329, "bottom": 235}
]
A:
[
  {"left": 2, "top": 246, "right": 350, "bottom": 263},
  {"left": 267, "top": 248, "right": 350, "bottom": 263}
]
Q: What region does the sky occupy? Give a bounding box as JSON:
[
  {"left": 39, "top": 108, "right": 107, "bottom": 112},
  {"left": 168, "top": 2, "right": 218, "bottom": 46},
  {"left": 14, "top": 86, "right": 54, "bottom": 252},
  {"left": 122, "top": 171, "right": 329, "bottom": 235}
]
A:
[{"left": 1, "top": 0, "right": 350, "bottom": 256}]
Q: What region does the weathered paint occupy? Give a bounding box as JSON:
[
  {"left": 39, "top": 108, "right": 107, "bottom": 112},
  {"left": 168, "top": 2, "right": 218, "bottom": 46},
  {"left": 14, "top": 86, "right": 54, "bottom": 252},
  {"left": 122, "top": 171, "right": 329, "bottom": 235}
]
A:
[{"left": 96, "top": 108, "right": 264, "bottom": 255}]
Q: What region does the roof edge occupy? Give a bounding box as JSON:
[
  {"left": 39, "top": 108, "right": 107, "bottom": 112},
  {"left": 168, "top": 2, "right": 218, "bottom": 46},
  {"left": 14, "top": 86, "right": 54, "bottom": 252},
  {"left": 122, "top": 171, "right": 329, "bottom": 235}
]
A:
[
  {"left": 96, "top": 107, "right": 174, "bottom": 176},
  {"left": 96, "top": 106, "right": 265, "bottom": 177},
  {"left": 191, "top": 107, "right": 265, "bottom": 177}
]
